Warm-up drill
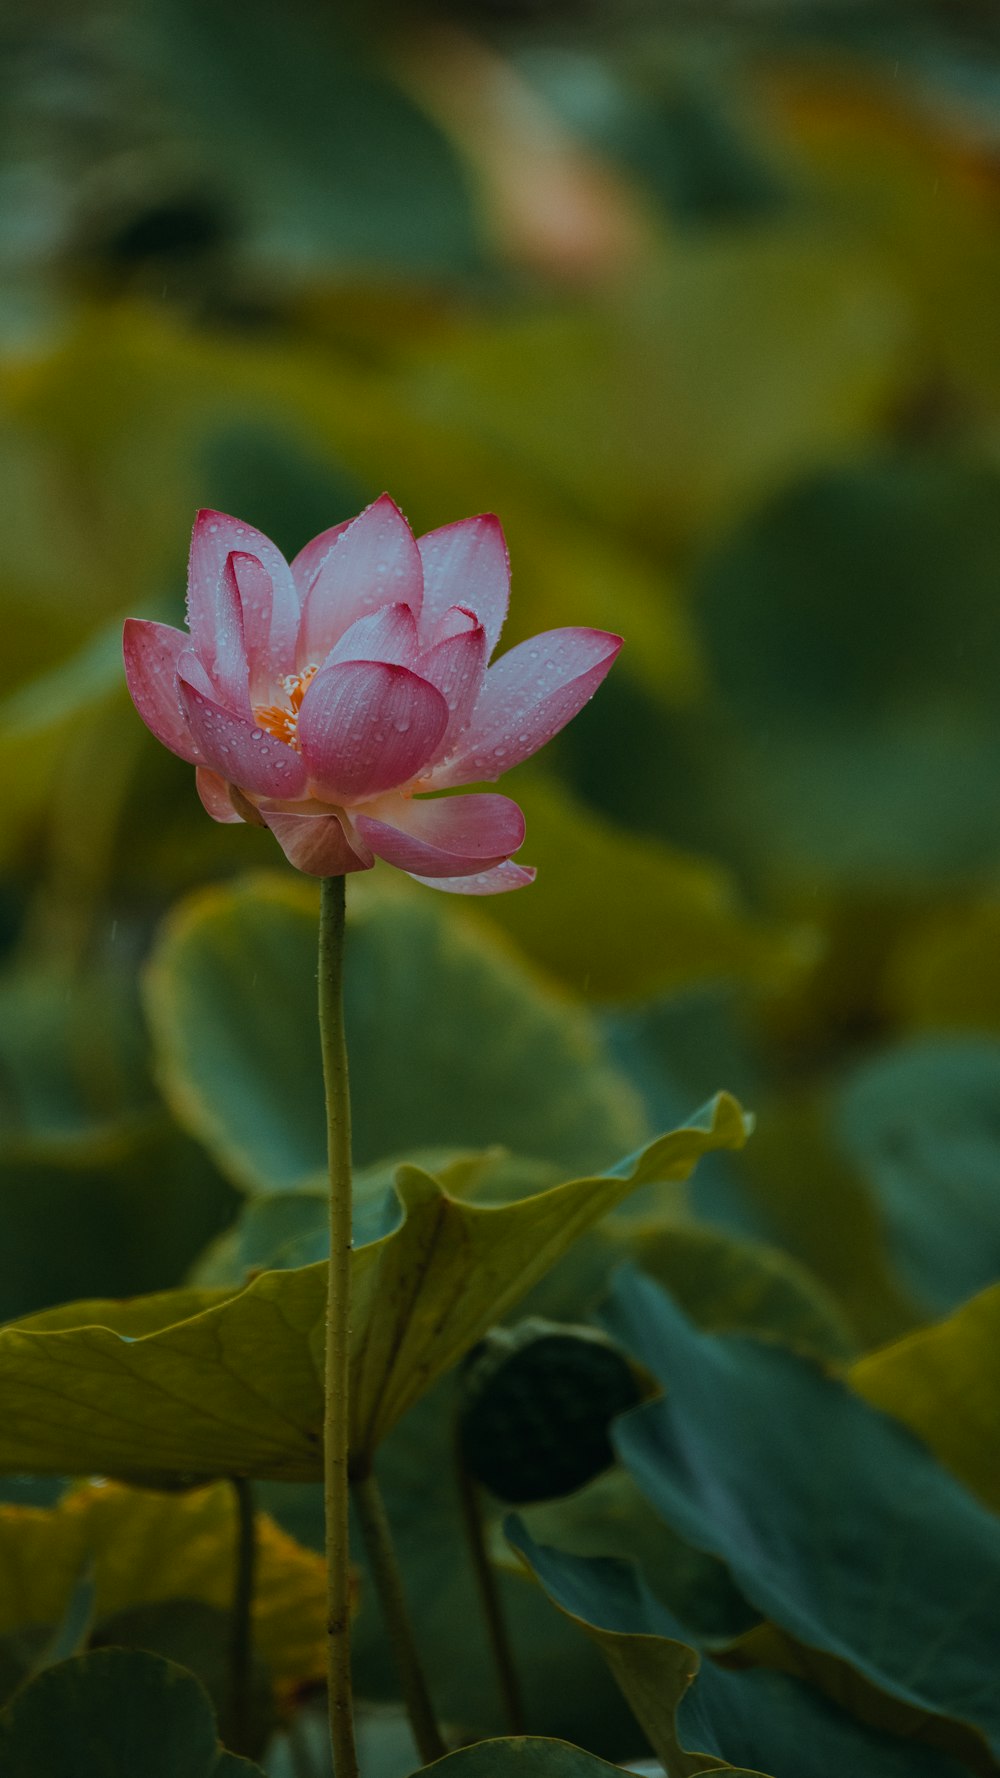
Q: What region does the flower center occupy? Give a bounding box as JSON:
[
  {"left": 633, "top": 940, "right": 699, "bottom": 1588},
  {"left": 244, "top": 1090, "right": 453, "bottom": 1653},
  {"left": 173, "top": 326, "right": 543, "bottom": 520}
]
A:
[{"left": 254, "top": 666, "right": 319, "bottom": 749}]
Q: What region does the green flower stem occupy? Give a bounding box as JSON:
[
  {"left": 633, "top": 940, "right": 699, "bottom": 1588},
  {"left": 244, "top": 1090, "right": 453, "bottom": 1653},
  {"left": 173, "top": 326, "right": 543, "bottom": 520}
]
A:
[
  {"left": 351, "top": 1468, "right": 447, "bottom": 1765},
  {"left": 455, "top": 1442, "right": 525, "bottom": 1735},
  {"left": 226, "top": 1475, "right": 256, "bottom": 1753},
  {"left": 318, "top": 875, "right": 359, "bottom": 1778}
]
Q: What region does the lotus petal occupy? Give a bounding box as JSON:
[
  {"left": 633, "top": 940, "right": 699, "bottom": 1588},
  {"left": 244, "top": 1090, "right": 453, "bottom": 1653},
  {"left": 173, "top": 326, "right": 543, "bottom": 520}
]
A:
[
  {"left": 261, "top": 810, "right": 374, "bottom": 877},
  {"left": 409, "top": 860, "right": 537, "bottom": 895},
  {"left": 187, "top": 511, "right": 295, "bottom": 703},
  {"left": 415, "top": 616, "right": 488, "bottom": 755},
  {"left": 179, "top": 672, "right": 307, "bottom": 798},
  {"left": 297, "top": 660, "right": 448, "bottom": 802},
  {"left": 297, "top": 495, "right": 422, "bottom": 668},
  {"left": 123, "top": 620, "right": 203, "bottom": 765},
  {"left": 418, "top": 515, "right": 509, "bottom": 655},
  {"left": 433, "top": 628, "right": 622, "bottom": 787},
  {"left": 195, "top": 767, "right": 242, "bottom": 823},
  {"left": 322, "top": 602, "right": 420, "bottom": 671},
  {"left": 355, "top": 792, "right": 525, "bottom": 878}
]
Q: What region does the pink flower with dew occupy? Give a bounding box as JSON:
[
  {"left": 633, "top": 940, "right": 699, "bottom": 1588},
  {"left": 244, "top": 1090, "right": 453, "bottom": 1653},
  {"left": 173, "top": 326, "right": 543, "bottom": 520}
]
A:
[{"left": 123, "top": 495, "right": 622, "bottom": 894}]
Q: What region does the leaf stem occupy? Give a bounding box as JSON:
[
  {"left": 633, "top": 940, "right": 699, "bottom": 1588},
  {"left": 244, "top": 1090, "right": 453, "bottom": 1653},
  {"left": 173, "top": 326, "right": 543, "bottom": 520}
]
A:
[
  {"left": 226, "top": 1475, "right": 256, "bottom": 1753},
  {"left": 318, "top": 875, "right": 359, "bottom": 1778},
  {"left": 454, "top": 1442, "right": 525, "bottom": 1734},
  {"left": 351, "top": 1468, "right": 447, "bottom": 1765}
]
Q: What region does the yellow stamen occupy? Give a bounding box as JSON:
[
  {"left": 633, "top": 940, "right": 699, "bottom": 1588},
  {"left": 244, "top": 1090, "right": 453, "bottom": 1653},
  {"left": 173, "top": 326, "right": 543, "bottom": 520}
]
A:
[{"left": 254, "top": 666, "right": 318, "bottom": 749}]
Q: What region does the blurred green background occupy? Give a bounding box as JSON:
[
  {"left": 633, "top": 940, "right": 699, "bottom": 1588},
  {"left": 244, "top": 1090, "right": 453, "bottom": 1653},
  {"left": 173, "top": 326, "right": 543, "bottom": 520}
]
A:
[
  {"left": 4, "top": 0, "right": 1000, "bottom": 1280},
  {"left": 5, "top": 0, "right": 1000, "bottom": 1315},
  {"left": 6, "top": 2, "right": 1000, "bottom": 1766}
]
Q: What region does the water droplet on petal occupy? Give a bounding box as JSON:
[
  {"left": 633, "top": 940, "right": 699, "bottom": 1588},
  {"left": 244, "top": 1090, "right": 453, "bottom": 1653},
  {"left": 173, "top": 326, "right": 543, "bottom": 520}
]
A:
[{"left": 209, "top": 523, "right": 219, "bottom": 534}]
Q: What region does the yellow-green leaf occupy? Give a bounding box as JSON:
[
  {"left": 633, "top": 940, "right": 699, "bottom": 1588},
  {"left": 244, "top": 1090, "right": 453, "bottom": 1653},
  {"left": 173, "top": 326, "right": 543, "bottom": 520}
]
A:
[
  {"left": 887, "top": 900, "right": 1000, "bottom": 1035},
  {"left": 145, "top": 873, "right": 647, "bottom": 1193},
  {"left": 851, "top": 1283, "right": 1000, "bottom": 1517},
  {"left": 0, "top": 1480, "right": 330, "bottom": 1694},
  {"left": 0, "top": 1102, "right": 748, "bottom": 1481}
]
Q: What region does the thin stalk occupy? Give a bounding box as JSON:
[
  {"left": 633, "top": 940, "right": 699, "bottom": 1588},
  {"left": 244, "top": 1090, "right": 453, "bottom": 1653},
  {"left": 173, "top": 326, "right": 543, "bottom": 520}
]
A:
[
  {"left": 319, "top": 875, "right": 359, "bottom": 1778},
  {"left": 454, "top": 1443, "right": 525, "bottom": 1734},
  {"left": 226, "top": 1476, "right": 256, "bottom": 1753},
  {"left": 352, "top": 1469, "right": 447, "bottom": 1765}
]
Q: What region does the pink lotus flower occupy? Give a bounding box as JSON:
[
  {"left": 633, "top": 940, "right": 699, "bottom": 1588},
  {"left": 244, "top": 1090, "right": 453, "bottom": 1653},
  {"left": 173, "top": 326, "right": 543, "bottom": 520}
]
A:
[{"left": 123, "top": 496, "right": 621, "bottom": 893}]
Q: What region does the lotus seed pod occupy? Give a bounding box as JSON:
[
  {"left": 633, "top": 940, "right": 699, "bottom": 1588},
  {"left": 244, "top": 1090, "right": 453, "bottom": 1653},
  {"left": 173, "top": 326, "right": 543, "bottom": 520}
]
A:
[{"left": 457, "top": 1317, "right": 645, "bottom": 1504}]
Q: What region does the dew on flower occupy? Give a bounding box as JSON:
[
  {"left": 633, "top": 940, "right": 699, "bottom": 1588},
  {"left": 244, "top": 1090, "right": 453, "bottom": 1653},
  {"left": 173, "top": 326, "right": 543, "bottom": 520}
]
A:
[{"left": 125, "top": 500, "right": 619, "bottom": 895}]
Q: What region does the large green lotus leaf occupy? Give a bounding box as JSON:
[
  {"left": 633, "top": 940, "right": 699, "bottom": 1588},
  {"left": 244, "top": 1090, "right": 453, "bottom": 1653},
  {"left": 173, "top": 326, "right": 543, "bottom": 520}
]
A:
[
  {"left": 834, "top": 1037, "right": 1000, "bottom": 1313},
  {"left": 190, "top": 1153, "right": 474, "bottom": 1285},
  {"left": 191, "top": 1150, "right": 556, "bottom": 1286},
  {"left": 343, "top": 1119, "right": 753, "bottom": 1458},
  {"left": 721, "top": 1621, "right": 997, "bottom": 1778},
  {"left": 678, "top": 1662, "right": 979, "bottom": 1778},
  {"left": 482, "top": 775, "right": 809, "bottom": 1003},
  {"left": 608, "top": 1269, "right": 1000, "bottom": 1759},
  {"left": 145, "top": 873, "right": 647, "bottom": 1193},
  {"left": 248, "top": 1190, "right": 776, "bottom": 1746},
  {"left": 852, "top": 1282, "right": 1000, "bottom": 1517},
  {"left": 0, "top": 1647, "right": 263, "bottom": 1777},
  {"left": 510, "top": 1527, "right": 973, "bottom": 1778},
  {"left": 0, "top": 1105, "right": 746, "bottom": 1479},
  {"left": 506, "top": 1527, "right": 763, "bottom": 1778},
  {"left": 518, "top": 1468, "right": 757, "bottom": 1655},
  {"left": 0, "top": 1480, "right": 328, "bottom": 1693},
  {"left": 192, "top": 1150, "right": 847, "bottom": 1368}
]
